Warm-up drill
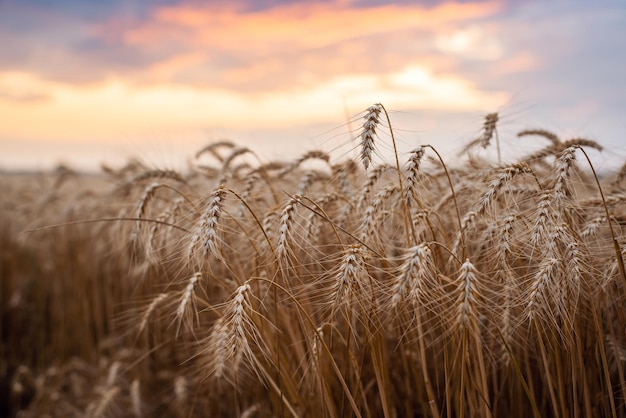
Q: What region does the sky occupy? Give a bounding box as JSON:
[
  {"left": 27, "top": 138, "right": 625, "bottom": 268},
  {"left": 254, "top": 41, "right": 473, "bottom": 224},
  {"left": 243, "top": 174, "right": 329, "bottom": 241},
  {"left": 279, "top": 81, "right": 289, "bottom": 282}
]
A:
[{"left": 0, "top": 0, "right": 625, "bottom": 171}]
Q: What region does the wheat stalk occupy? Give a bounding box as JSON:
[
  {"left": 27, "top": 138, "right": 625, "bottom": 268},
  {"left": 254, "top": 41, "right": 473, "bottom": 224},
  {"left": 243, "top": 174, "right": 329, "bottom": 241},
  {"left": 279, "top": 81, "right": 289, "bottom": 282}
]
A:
[
  {"left": 85, "top": 386, "right": 120, "bottom": 418},
  {"left": 130, "top": 379, "right": 142, "bottom": 418}
]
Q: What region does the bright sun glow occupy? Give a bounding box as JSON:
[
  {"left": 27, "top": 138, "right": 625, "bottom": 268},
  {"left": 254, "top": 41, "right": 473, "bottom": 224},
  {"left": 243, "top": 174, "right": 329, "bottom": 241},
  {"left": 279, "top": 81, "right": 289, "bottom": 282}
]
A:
[
  {"left": 0, "top": 66, "right": 507, "bottom": 141},
  {"left": 0, "top": 1, "right": 510, "bottom": 145}
]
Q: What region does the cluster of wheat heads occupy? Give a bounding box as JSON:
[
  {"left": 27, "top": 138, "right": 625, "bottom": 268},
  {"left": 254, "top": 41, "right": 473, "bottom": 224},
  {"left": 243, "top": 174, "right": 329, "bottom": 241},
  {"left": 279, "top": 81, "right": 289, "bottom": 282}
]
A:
[{"left": 3, "top": 104, "right": 626, "bottom": 417}]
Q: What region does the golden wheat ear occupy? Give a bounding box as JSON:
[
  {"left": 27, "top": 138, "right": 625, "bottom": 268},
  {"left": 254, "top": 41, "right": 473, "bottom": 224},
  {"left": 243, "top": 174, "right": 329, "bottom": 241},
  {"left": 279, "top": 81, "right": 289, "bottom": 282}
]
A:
[
  {"left": 198, "top": 282, "right": 262, "bottom": 382},
  {"left": 195, "top": 139, "right": 236, "bottom": 161},
  {"left": 458, "top": 112, "right": 499, "bottom": 160},
  {"left": 187, "top": 185, "right": 227, "bottom": 266},
  {"left": 359, "top": 104, "right": 383, "bottom": 170},
  {"left": 517, "top": 128, "right": 561, "bottom": 146}
]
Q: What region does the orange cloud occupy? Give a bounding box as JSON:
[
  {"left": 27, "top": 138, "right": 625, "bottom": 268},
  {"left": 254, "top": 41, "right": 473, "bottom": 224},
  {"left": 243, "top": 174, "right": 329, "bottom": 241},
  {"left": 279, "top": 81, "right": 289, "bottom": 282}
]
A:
[
  {"left": 492, "top": 51, "right": 539, "bottom": 75},
  {"left": 112, "top": 0, "right": 505, "bottom": 93},
  {"left": 0, "top": 72, "right": 53, "bottom": 104},
  {"left": 0, "top": 66, "right": 507, "bottom": 143},
  {"left": 0, "top": 1, "right": 513, "bottom": 148},
  {"left": 435, "top": 25, "right": 503, "bottom": 60},
  {"left": 147, "top": 52, "right": 207, "bottom": 81},
  {"left": 125, "top": 1, "right": 502, "bottom": 51}
]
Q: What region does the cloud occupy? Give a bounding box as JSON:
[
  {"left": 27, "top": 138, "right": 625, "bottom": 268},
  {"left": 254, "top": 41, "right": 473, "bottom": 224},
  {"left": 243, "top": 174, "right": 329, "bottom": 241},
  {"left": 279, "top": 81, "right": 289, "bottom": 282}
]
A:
[
  {"left": 124, "top": 1, "right": 500, "bottom": 49},
  {"left": 0, "top": 65, "right": 507, "bottom": 142},
  {"left": 3, "top": 1, "right": 623, "bottom": 151},
  {"left": 102, "top": 1, "right": 502, "bottom": 93},
  {"left": 0, "top": 0, "right": 505, "bottom": 93},
  {"left": 491, "top": 51, "right": 539, "bottom": 75},
  {"left": 0, "top": 71, "right": 52, "bottom": 103},
  {"left": 0, "top": 91, "right": 49, "bottom": 103},
  {"left": 434, "top": 25, "right": 503, "bottom": 60}
]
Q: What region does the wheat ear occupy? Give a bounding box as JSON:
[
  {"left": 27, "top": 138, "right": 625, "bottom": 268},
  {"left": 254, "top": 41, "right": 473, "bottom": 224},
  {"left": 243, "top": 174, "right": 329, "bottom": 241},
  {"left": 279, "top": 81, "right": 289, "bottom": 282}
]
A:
[
  {"left": 613, "top": 161, "right": 626, "bottom": 186},
  {"left": 222, "top": 146, "right": 252, "bottom": 172},
  {"left": 553, "top": 146, "right": 577, "bottom": 207},
  {"left": 405, "top": 146, "right": 426, "bottom": 204},
  {"left": 451, "top": 259, "right": 492, "bottom": 418},
  {"left": 477, "top": 163, "right": 532, "bottom": 215},
  {"left": 355, "top": 163, "right": 392, "bottom": 209},
  {"left": 517, "top": 129, "right": 561, "bottom": 146},
  {"left": 209, "top": 282, "right": 262, "bottom": 378},
  {"left": 328, "top": 244, "right": 371, "bottom": 318},
  {"left": 276, "top": 194, "right": 301, "bottom": 261},
  {"left": 201, "top": 282, "right": 259, "bottom": 380},
  {"left": 195, "top": 139, "right": 236, "bottom": 160},
  {"left": 480, "top": 113, "right": 499, "bottom": 148},
  {"left": 133, "top": 169, "right": 186, "bottom": 184},
  {"left": 138, "top": 293, "right": 169, "bottom": 334},
  {"left": 453, "top": 259, "right": 483, "bottom": 331},
  {"left": 279, "top": 150, "right": 330, "bottom": 177},
  {"left": 175, "top": 272, "right": 202, "bottom": 337},
  {"left": 332, "top": 159, "right": 358, "bottom": 198},
  {"left": 130, "top": 182, "right": 161, "bottom": 243},
  {"left": 458, "top": 112, "right": 499, "bottom": 160},
  {"left": 187, "top": 185, "right": 227, "bottom": 263},
  {"left": 359, "top": 104, "right": 383, "bottom": 170},
  {"left": 389, "top": 244, "right": 439, "bottom": 312}
]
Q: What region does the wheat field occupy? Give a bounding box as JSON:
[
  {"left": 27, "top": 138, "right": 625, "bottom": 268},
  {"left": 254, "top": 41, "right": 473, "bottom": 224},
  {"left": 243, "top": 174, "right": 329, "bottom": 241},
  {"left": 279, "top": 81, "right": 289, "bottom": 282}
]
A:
[{"left": 2, "top": 104, "right": 626, "bottom": 417}]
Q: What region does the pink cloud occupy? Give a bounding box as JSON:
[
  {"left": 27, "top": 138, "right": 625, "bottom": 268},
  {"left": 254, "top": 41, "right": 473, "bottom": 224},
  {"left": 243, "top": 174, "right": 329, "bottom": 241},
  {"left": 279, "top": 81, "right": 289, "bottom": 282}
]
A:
[
  {"left": 491, "top": 51, "right": 540, "bottom": 75},
  {"left": 123, "top": 1, "right": 502, "bottom": 51},
  {"left": 96, "top": 0, "right": 505, "bottom": 93}
]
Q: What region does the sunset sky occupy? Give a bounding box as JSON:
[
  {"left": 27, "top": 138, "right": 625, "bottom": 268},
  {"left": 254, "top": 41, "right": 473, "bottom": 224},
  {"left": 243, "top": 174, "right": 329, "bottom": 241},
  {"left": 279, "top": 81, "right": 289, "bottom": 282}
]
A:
[{"left": 1, "top": 0, "right": 625, "bottom": 171}]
